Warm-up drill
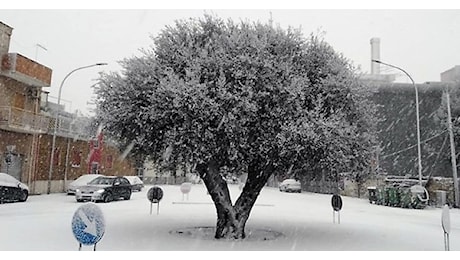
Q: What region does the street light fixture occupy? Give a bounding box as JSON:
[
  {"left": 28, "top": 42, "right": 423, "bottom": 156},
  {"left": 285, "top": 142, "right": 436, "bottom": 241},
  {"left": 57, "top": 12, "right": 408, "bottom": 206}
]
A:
[
  {"left": 47, "top": 63, "right": 108, "bottom": 194},
  {"left": 371, "top": 59, "right": 423, "bottom": 186}
]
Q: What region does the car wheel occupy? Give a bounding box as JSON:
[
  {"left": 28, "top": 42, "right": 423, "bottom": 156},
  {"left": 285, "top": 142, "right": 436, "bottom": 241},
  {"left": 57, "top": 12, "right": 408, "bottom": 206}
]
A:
[
  {"left": 19, "top": 191, "right": 28, "bottom": 202},
  {"left": 124, "top": 190, "right": 131, "bottom": 200},
  {"left": 76, "top": 199, "right": 84, "bottom": 202},
  {"left": 103, "top": 193, "right": 113, "bottom": 203}
]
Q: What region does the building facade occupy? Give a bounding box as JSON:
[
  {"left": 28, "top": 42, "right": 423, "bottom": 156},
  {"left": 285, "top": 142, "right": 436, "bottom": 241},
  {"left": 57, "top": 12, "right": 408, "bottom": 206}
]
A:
[{"left": 0, "top": 21, "right": 135, "bottom": 195}]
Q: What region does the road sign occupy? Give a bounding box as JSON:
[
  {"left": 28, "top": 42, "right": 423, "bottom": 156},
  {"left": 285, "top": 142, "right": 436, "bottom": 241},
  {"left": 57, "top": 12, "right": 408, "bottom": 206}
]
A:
[
  {"left": 442, "top": 204, "right": 450, "bottom": 251},
  {"left": 5, "top": 153, "right": 12, "bottom": 166},
  {"left": 331, "top": 194, "right": 343, "bottom": 224},
  {"left": 180, "top": 182, "right": 192, "bottom": 194},
  {"left": 147, "top": 186, "right": 164, "bottom": 203},
  {"left": 331, "top": 194, "right": 343, "bottom": 211},
  {"left": 442, "top": 204, "right": 451, "bottom": 234},
  {"left": 147, "top": 186, "right": 163, "bottom": 215},
  {"left": 180, "top": 182, "right": 192, "bottom": 201},
  {"left": 71, "top": 203, "right": 105, "bottom": 250}
]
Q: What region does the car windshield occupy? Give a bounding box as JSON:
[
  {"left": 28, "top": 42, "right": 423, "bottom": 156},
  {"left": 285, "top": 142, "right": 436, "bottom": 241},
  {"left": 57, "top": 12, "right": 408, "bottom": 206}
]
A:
[
  {"left": 0, "top": 173, "right": 18, "bottom": 184},
  {"left": 125, "top": 176, "right": 142, "bottom": 184},
  {"left": 73, "top": 174, "right": 101, "bottom": 184},
  {"left": 88, "top": 177, "right": 114, "bottom": 185}
]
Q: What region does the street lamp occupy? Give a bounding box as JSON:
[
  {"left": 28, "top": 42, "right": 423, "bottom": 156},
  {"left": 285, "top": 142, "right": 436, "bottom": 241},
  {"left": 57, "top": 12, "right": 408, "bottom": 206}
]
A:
[
  {"left": 372, "top": 60, "right": 423, "bottom": 186},
  {"left": 47, "top": 63, "right": 107, "bottom": 194}
]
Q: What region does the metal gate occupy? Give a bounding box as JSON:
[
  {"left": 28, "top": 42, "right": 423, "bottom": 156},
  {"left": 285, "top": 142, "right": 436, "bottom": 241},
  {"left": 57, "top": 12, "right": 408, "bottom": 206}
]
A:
[{"left": 1, "top": 152, "right": 23, "bottom": 181}]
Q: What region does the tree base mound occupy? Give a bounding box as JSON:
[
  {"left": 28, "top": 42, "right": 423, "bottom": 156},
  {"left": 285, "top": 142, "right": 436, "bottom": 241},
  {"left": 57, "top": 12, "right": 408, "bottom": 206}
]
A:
[{"left": 170, "top": 226, "right": 284, "bottom": 241}]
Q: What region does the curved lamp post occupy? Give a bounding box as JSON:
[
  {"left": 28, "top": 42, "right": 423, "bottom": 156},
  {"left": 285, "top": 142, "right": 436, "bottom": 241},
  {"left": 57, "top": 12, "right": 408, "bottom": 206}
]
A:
[
  {"left": 47, "top": 63, "right": 107, "bottom": 194},
  {"left": 372, "top": 60, "right": 423, "bottom": 186}
]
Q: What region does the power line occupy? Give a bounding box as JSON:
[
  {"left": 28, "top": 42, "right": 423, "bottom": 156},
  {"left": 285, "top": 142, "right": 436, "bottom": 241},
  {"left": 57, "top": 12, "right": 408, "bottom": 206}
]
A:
[{"left": 381, "top": 130, "right": 448, "bottom": 159}]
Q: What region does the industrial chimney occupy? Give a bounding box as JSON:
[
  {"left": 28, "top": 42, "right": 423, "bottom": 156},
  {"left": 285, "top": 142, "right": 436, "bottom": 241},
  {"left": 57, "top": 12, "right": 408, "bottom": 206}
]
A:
[{"left": 370, "top": 37, "right": 380, "bottom": 75}]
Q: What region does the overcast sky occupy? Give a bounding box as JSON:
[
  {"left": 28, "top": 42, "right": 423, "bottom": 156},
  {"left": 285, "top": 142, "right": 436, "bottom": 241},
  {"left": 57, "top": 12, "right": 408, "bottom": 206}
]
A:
[{"left": 1, "top": 4, "right": 460, "bottom": 115}]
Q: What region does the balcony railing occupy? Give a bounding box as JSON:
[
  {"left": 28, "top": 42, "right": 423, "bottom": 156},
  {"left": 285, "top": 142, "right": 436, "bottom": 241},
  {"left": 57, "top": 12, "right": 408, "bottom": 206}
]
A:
[
  {"left": 49, "top": 114, "right": 92, "bottom": 140},
  {"left": 0, "top": 106, "right": 49, "bottom": 134},
  {"left": 0, "top": 106, "right": 92, "bottom": 140}
]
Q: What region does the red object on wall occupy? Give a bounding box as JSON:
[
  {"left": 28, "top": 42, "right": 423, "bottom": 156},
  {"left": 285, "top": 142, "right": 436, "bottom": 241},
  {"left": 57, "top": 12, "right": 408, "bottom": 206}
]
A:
[{"left": 88, "top": 131, "right": 103, "bottom": 174}]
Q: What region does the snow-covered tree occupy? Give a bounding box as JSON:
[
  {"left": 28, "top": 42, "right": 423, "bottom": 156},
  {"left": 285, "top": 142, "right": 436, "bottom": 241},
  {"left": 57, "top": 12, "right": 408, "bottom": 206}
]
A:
[{"left": 94, "top": 15, "right": 377, "bottom": 239}]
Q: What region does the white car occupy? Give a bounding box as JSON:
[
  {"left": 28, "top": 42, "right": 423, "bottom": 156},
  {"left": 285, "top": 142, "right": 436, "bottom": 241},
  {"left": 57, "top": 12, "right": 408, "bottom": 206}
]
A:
[
  {"left": 279, "top": 179, "right": 302, "bottom": 193},
  {"left": 124, "top": 176, "right": 144, "bottom": 192},
  {"left": 0, "top": 172, "right": 29, "bottom": 203},
  {"left": 66, "top": 174, "right": 103, "bottom": 195}
]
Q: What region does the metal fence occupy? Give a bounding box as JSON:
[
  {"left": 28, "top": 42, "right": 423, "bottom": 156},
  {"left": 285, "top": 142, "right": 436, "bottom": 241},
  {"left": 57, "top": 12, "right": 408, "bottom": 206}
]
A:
[{"left": 142, "top": 176, "right": 190, "bottom": 185}]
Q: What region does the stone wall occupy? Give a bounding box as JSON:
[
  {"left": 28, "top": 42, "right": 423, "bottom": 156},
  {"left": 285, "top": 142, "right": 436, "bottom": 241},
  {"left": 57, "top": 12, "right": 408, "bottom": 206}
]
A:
[
  {"left": 425, "top": 177, "right": 459, "bottom": 206},
  {"left": 341, "top": 174, "right": 457, "bottom": 207}
]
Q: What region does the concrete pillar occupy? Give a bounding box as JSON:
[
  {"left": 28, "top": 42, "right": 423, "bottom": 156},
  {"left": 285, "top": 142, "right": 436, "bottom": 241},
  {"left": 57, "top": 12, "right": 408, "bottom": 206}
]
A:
[{"left": 0, "top": 21, "right": 13, "bottom": 58}]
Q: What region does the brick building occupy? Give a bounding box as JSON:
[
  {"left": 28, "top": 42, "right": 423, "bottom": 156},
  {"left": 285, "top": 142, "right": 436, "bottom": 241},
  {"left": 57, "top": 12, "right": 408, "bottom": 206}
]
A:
[{"left": 0, "top": 21, "right": 135, "bottom": 195}]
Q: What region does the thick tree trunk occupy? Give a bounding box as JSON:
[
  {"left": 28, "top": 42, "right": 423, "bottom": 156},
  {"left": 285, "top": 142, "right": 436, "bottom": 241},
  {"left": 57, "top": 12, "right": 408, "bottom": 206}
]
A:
[{"left": 197, "top": 158, "right": 274, "bottom": 239}]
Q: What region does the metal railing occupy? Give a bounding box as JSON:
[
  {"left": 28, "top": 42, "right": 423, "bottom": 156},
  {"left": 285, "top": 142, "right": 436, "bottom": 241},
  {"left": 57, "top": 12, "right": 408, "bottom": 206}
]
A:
[
  {"left": 0, "top": 106, "right": 92, "bottom": 140},
  {"left": 0, "top": 106, "right": 49, "bottom": 133},
  {"left": 47, "top": 114, "right": 93, "bottom": 140}
]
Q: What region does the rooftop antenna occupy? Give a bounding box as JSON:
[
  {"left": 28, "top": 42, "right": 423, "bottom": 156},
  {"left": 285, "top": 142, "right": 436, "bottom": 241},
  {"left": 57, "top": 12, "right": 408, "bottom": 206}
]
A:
[{"left": 35, "top": 43, "right": 47, "bottom": 60}]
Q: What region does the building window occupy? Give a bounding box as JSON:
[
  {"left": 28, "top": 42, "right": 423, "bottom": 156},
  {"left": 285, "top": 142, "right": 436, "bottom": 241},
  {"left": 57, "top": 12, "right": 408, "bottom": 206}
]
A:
[
  {"left": 71, "top": 148, "right": 81, "bottom": 168},
  {"left": 13, "top": 93, "right": 26, "bottom": 109},
  {"left": 106, "top": 155, "right": 113, "bottom": 169}
]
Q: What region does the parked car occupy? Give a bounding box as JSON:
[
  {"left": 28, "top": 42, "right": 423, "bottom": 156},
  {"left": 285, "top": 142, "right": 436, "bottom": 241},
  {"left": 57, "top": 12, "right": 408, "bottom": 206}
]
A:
[
  {"left": 279, "top": 179, "right": 302, "bottom": 193},
  {"left": 124, "top": 176, "right": 144, "bottom": 192},
  {"left": 66, "top": 174, "right": 103, "bottom": 195},
  {"left": 0, "top": 172, "right": 29, "bottom": 203},
  {"left": 75, "top": 176, "right": 132, "bottom": 203}
]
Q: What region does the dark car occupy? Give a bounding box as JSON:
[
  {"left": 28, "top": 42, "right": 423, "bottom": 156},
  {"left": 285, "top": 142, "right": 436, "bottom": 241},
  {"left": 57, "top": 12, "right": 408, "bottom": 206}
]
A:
[
  {"left": 66, "top": 174, "right": 103, "bottom": 195},
  {"left": 75, "top": 176, "right": 132, "bottom": 203},
  {"left": 0, "top": 172, "right": 29, "bottom": 203}
]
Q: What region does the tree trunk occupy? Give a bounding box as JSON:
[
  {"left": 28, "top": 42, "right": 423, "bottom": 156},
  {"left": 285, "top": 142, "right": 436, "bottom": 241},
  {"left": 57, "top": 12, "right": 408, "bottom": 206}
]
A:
[{"left": 197, "top": 158, "right": 274, "bottom": 239}]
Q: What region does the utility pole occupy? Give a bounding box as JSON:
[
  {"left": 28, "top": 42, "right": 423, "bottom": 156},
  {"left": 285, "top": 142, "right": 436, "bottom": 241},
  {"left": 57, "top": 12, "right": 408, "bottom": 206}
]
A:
[{"left": 445, "top": 89, "right": 459, "bottom": 207}]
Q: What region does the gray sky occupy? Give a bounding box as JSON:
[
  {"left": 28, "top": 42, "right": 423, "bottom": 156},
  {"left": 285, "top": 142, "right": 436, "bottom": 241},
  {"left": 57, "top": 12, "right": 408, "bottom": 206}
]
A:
[{"left": 1, "top": 6, "right": 460, "bottom": 115}]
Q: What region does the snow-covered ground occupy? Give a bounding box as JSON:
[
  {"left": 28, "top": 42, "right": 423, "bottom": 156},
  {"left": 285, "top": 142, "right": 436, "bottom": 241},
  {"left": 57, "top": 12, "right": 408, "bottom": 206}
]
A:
[{"left": 0, "top": 183, "right": 459, "bottom": 255}]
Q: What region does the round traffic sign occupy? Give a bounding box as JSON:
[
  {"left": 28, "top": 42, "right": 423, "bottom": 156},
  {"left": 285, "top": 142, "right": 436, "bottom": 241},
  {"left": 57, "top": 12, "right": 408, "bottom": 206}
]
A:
[
  {"left": 71, "top": 203, "right": 105, "bottom": 246},
  {"left": 147, "top": 186, "right": 164, "bottom": 203},
  {"left": 180, "top": 182, "right": 192, "bottom": 194},
  {"left": 331, "top": 194, "right": 343, "bottom": 211}
]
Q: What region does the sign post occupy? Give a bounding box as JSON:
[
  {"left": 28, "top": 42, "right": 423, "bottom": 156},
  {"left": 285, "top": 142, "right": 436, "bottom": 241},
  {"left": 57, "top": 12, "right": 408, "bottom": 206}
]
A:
[
  {"left": 180, "top": 182, "right": 192, "bottom": 201},
  {"left": 331, "top": 194, "right": 343, "bottom": 224},
  {"left": 71, "top": 203, "right": 105, "bottom": 251},
  {"left": 441, "top": 204, "right": 451, "bottom": 251},
  {"left": 147, "top": 186, "right": 164, "bottom": 215}
]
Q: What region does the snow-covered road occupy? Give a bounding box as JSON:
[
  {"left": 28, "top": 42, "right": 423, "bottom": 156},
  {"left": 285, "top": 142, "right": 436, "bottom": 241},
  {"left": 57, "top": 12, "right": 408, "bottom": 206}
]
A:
[{"left": 0, "top": 183, "right": 458, "bottom": 252}]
